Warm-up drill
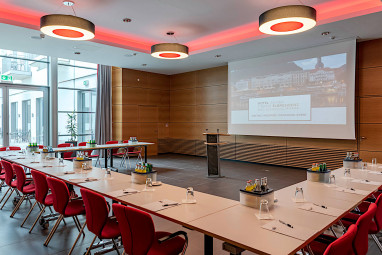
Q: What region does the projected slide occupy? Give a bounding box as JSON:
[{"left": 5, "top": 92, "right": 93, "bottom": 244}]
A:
[{"left": 228, "top": 40, "right": 356, "bottom": 139}]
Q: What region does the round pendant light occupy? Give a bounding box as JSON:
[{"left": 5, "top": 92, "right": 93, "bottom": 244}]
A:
[
  {"left": 259, "top": 5, "right": 316, "bottom": 35},
  {"left": 151, "top": 43, "right": 189, "bottom": 59},
  {"left": 40, "top": 14, "right": 95, "bottom": 40}
]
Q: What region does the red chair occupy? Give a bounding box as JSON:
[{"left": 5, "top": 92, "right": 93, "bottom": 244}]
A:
[
  {"left": 44, "top": 177, "right": 86, "bottom": 247},
  {"left": 0, "top": 147, "right": 6, "bottom": 151},
  {"left": 58, "top": 143, "right": 75, "bottom": 160},
  {"left": 308, "top": 224, "right": 357, "bottom": 255},
  {"left": 0, "top": 161, "right": 6, "bottom": 188},
  {"left": 0, "top": 160, "right": 21, "bottom": 210},
  {"left": 341, "top": 194, "right": 382, "bottom": 252},
  {"left": 10, "top": 164, "right": 35, "bottom": 218},
  {"left": 78, "top": 142, "right": 100, "bottom": 166},
  {"left": 69, "top": 188, "right": 121, "bottom": 255},
  {"left": 113, "top": 203, "right": 188, "bottom": 255},
  {"left": 120, "top": 140, "right": 142, "bottom": 169},
  {"left": 8, "top": 146, "right": 21, "bottom": 151},
  {"left": 106, "top": 140, "right": 124, "bottom": 161},
  {"left": 38, "top": 145, "right": 44, "bottom": 149},
  {"left": 22, "top": 170, "right": 56, "bottom": 233}
]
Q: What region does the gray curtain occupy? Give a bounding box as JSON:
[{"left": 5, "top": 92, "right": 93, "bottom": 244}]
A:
[{"left": 95, "top": 65, "right": 112, "bottom": 157}]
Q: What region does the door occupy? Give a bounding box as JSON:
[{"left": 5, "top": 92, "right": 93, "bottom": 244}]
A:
[{"left": 1, "top": 86, "right": 48, "bottom": 148}]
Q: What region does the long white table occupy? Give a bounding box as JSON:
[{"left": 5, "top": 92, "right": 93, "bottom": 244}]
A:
[
  {"left": 0, "top": 152, "right": 379, "bottom": 255},
  {"left": 50, "top": 142, "right": 154, "bottom": 168}
]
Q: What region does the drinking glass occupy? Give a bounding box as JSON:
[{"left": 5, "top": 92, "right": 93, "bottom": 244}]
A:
[
  {"left": 59, "top": 157, "right": 64, "bottom": 165},
  {"left": 143, "top": 177, "right": 154, "bottom": 191},
  {"left": 372, "top": 158, "right": 377, "bottom": 169},
  {"left": 344, "top": 169, "right": 351, "bottom": 188},
  {"left": 258, "top": 199, "right": 271, "bottom": 220},
  {"left": 294, "top": 187, "right": 304, "bottom": 202},
  {"left": 362, "top": 162, "right": 368, "bottom": 171},
  {"left": 329, "top": 174, "right": 336, "bottom": 185},
  {"left": 186, "top": 187, "right": 195, "bottom": 202}
]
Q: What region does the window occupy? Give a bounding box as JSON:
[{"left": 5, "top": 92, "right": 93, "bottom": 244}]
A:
[
  {"left": 0, "top": 50, "right": 48, "bottom": 86},
  {"left": 57, "top": 59, "right": 97, "bottom": 144}
]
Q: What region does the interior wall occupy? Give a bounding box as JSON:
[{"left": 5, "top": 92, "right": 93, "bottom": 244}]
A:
[
  {"left": 111, "top": 67, "right": 170, "bottom": 156},
  {"left": 111, "top": 38, "right": 382, "bottom": 168}
]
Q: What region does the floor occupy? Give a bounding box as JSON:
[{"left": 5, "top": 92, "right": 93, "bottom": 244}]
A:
[{"left": 0, "top": 153, "right": 379, "bottom": 255}]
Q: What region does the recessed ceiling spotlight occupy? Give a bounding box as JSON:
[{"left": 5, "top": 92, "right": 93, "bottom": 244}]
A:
[
  {"left": 123, "top": 18, "right": 132, "bottom": 23},
  {"left": 62, "top": 1, "right": 75, "bottom": 7},
  {"left": 31, "top": 34, "right": 45, "bottom": 40},
  {"left": 331, "top": 36, "right": 336, "bottom": 40},
  {"left": 321, "top": 31, "right": 330, "bottom": 36},
  {"left": 166, "top": 31, "right": 175, "bottom": 36},
  {"left": 74, "top": 51, "right": 81, "bottom": 55},
  {"left": 215, "top": 54, "right": 222, "bottom": 58},
  {"left": 124, "top": 53, "right": 137, "bottom": 57},
  {"left": 259, "top": 5, "right": 316, "bottom": 35},
  {"left": 142, "top": 64, "right": 147, "bottom": 67}
]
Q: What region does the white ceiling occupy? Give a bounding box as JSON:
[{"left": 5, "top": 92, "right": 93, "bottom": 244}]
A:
[{"left": 0, "top": 1, "right": 381, "bottom": 74}]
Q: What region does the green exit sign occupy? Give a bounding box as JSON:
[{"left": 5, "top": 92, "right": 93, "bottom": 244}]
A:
[{"left": 1, "top": 75, "right": 13, "bottom": 81}]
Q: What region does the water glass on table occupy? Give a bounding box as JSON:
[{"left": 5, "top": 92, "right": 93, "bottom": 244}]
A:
[
  {"left": 372, "top": 158, "right": 377, "bottom": 169},
  {"left": 294, "top": 187, "right": 304, "bottom": 202},
  {"left": 258, "top": 199, "right": 272, "bottom": 220}
]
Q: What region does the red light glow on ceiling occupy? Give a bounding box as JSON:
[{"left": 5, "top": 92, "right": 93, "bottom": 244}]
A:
[
  {"left": 53, "top": 29, "right": 84, "bottom": 38},
  {"left": 0, "top": 0, "right": 381, "bottom": 55},
  {"left": 270, "top": 21, "right": 304, "bottom": 32}
]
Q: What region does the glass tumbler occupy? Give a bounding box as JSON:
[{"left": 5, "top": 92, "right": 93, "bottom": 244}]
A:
[
  {"left": 186, "top": 187, "right": 195, "bottom": 202},
  {"left": 295, "top": 187, "right": 304, "bottom": 202},
  {"left": 329, "top": 174, "right": 336, "bottom": 185},
  {"left": 372, "top": 158, "right": 377, "bottom": 168},
  {"left": 258, "top": 199, "right": 271, "bottom": 220}
]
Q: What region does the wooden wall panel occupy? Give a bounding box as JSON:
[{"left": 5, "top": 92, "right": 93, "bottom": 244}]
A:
[
  {"left": 358, "top": 67, "right": 382, "bottom": 97},
  {"left": 196, "top": 104, "right": 227, "bottom": 123},
  {"left": 360, "top": 97, "right": 382, "bottom": 123},
  {"left": 149, "top": 90, "right": 169, "bottom": 106},
  {"left": 112, "top": 105, "right": 139, "bottom": 123},
  {"left": 358, "top": 39, "right": 382, "bottom": 69},
  {"left": 122, "top": 69, "right": 148, "bottom": 87},
  {"left": 197, "top": 66, "right": 228, "bottom": 87},
  {"left": 170, "top": 71, "right": 196, "bottom": 90},
  {"left": 196, "top": 85, "right": 227, "bottom": 105},
  {"left": 359, "top": 124, "right": 382, "bottom": 151},
  {"left": 170, "top": 89, "right": 196, "bottom": 106},
  {"left": 139, "top": 106, "right": 158, "bottom": 123},
  {"left": 170, "top": 106, "right": 196, "bottom": 122},
  {"left": 147, "top": 73, "right": 170, "bottom": 90},
  {"left": 169, "top": 123, "right": 197, "bottom": 140},
  {"left": 158, "top": 107, "right": 170, "bottom": 122}
]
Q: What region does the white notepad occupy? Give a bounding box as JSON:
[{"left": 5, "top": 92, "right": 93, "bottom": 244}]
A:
[
  {"left": 334, "top": 187, "right": 369, "bottom": 195},
  {"left": 262, "top": 220, "right": 315, "bottom": 241},
  {"left": 142, "top": 199, "right": 179, "bottom": 212},
  {"left": 69, "top": 177, "right": 98, "bottom": 184},
  {"left": 298, "top": 203, "right": 343, "bottom": 217},
  {"left": 107, "top": 188, "right": 140, "bottom": 198},
  {"left": 351, "top": 179, "right": 382, "bottom": 186}
]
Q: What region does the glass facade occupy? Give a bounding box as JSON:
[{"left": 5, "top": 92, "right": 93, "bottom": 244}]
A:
[{"left": 57, "top": 59, "right": 97, "bottom": 144}]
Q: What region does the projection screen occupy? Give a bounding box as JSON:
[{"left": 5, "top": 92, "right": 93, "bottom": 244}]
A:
[{"left": 228, "top": 39, "right": 356, "bottom": 139}]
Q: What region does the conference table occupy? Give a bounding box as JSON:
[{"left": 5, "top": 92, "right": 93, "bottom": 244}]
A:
[
  {"left": 50, "top": 142, "right": 154, "bottom": 167},
  {"left": 0, "top": 151, "right": 380, "bottom": 255}
]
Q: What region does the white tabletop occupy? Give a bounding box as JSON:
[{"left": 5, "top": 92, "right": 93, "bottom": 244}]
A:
[{"left": 51, "top": 142, "right": 154, "bottom": 152}]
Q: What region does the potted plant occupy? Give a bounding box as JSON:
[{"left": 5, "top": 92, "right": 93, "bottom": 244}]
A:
[{"left": 65, "top": 112, "right": 78, "bottom": 146}]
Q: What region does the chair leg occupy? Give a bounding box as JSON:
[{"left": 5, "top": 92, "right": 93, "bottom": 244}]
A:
[
  {"left": 10, "top": 194, "right": 25, "bottom": 217},
  {"left": 72, "top": 216, "right": 80, "bottom": 231},
  {"left": 85, "top": 235, "right": 97, "bottom": 255},
  {"left": 44, "top": 214, "right": 64, "bottom": 246},
  {"left": 21, "top": 200, "right": 38, "bottom": 227},
  {"left": 1, "top": 188, "right": 15, "bottom": 210},
  {"left": 112, "top": 238, "right": 121, "bottom": 255},
  {"left": 68, "top": 221, "right": 87, "bottom": 255},
  {"left": 74, "top": 215, "right": 85, "bottom": 237},
  {"left": 372, "top": 234, "right": 382, "bottom": 252},
  {"left": 0, "top": 187, "right": 11, "bottom": 205},
  {"left": 29, "top": 205, "right": 45, "bottom": 233}
]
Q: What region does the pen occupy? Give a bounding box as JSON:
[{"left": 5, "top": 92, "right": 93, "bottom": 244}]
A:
[
  {"left": 313, "top": 203, "right": 327, "bottom": 209},
  {"left": 279, "top": 220, "right": 293, "bottom": 228}
]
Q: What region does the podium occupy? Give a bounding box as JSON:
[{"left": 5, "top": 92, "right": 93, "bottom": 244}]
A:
[{"left": 203, "top": 130, "right": 230, "bottom": 178}]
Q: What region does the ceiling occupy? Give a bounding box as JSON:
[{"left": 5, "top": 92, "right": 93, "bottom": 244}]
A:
[{"left": 0, "top": 0, "right": 381, "bottom": 74}]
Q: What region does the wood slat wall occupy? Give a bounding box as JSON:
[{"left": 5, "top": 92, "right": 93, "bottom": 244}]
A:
[{"left": 111, "top": 67, "right": 170, "bottom": 156}]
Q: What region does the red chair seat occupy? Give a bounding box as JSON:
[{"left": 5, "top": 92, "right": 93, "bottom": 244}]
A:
[
  {"left": 22, "top": 184, "right": 35, "bottom": 194},
  {"left": 148, "top": 231, "right": 186, "bottom": 255},
  {"left": 342, "top": 212, "right": 379, "bottom": 234},
  {"left": 64, "top": 157, "right": 76, "bottom": 160},
  {"left": 112, "top": 152, "right": 125, "bottom": 156},
  {"left": 11, "top": 180, "right": 17, "bottom": 188},
  {"left": 64, "top": 199, "right": 85, "bottom": 217},
  {"left": 100, "top": 218, "right": 121, "bottom": 239},
  {"left": 127, "top": 150, "right": 141, "bottom": 155},
  {"left": 0, "top": 174, "right": 5, "bottom": 180},
  {"left": 88, "top": 154, "right": 99, "bottom": 158},
  {"left": 309, "top": 240, "right": 328, "bottom": 255},
  {"left": 44, "top": 194, "right": 54, "bottom": 206}
]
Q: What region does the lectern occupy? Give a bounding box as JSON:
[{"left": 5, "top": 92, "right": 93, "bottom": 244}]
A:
[{"left": 203, "top": 129, "right": 230, "bottom": 178}]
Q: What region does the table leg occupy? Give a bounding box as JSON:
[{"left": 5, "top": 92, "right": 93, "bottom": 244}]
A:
[
  {"left": 104, "top": 149, "right": 108, "bottom": 168},
  {"left": 204, "top": 234, "right": 213, "bottom": 255},
  {"left": 110, "top": 148, "right": 114, "bottom": 167},
  {"left": 144, "top": 146, "right": 147, "bottom": 163}
]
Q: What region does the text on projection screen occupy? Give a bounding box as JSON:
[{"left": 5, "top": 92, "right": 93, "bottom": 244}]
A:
[{"left": 228, "top": 40, "right": 356, "bottom": 139}]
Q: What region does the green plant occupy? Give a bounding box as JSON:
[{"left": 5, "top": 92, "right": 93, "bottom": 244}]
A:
[{"left": 66, "top": 112, "right": 77, "bottom": 142}]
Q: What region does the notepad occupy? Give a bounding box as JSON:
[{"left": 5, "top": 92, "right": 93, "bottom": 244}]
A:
[
  {"left": 298, "top": 203, "right": 343, "bottom": 217},
  {"left": 142, "top": 199, "right": 179, "bottom": 212},
  {"left": 69, "top": 177, "right": 98, "bottom": 184},
  {"left": 351, "top": 179, "right": 382, "bottom": 186},
  {"left": 334, "top": 187, "right": 369, "bottom": 195},
  {"left": 107, "top": 188, "right": 140, "bottom": 198},
  {"left": 262, "top": 220, "right": 315, "bottom": 241}
]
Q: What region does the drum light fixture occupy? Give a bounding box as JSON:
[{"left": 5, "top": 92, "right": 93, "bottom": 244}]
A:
[
  {"left": 151, "top": 43, "right": 189, "bottom": 59},
  {"left": 259, "top": 5, "right": 316, "bottom": 35}
]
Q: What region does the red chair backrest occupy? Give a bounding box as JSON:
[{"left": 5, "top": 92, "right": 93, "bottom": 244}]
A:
[
  {"left": 0, "top": 147, "right": 6, "bottom": 151},
  {"left": 373, "top": 194, "right": 382, "bottom": 231},
  {"left": 106, "top": 140, "right": 119, "bottom": 154},
  {"left": 113, "top": 203, "right": 155, "bottom": 255},
  {"left": 354, "top": 203, "right": 377, "bottom": 255},
  {"left": 13, "top": 164, "right": 26, "bottom": 192},
  {"left": 324, "top": 224, "right": 357, "bottom": 255},
  {"left": 80, "top": 188, "right": 109, "bottom": 237},
  {"left": 122, "top": 141, "right": 136, "bottom": 153},
  {"left": 58, "top": 143, "right": 73, "bottom": 158},
  {"left": 46, "top": 177, "right": 70, "bottom": 214},
  {"left": 2, "top": 160, "right": 15, "bottom": 186},
  {"left": 78, "top": 142, "right": 93, "bottom": 155},
  {"left": 38, "top": 145, "right": 44, "bottom": 149},
  {"left": 31, "top": 170, "right": 49, "bottom": 204},
  {"left": 0, "top": 161, "right": 3, "bottom": 174},
  {"left": 9, "top": 146, "right": 21, "bottom": 151}
]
